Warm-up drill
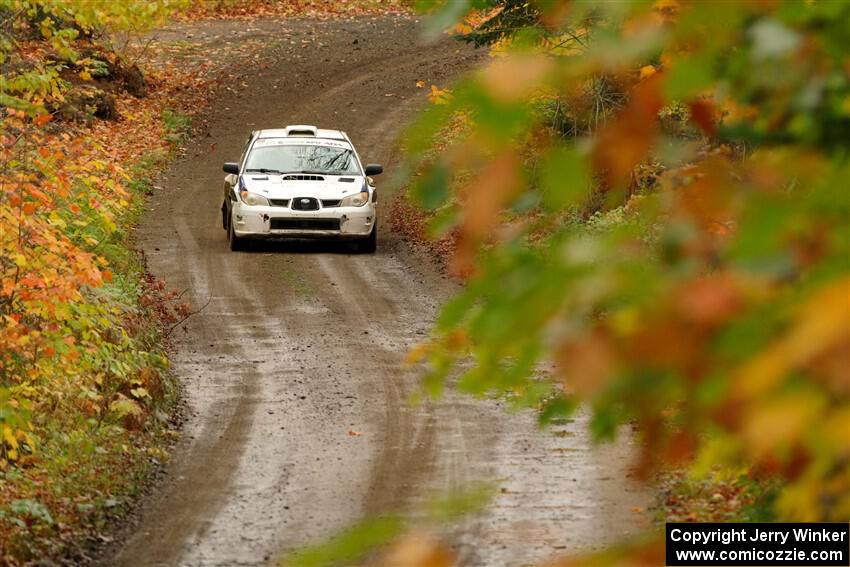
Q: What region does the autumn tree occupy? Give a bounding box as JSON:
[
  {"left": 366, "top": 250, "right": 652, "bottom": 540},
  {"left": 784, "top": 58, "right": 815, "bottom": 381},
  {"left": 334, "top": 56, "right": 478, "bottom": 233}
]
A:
[{"left": 404, "top": 0, "right": 850, "bottom": 546}]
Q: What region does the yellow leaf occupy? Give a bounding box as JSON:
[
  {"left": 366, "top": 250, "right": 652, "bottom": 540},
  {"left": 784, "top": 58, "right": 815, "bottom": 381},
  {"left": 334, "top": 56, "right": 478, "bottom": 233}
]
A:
[
  {"left": 639, "top": 65, "right": 657, "bottom": 80},
  {"left": 79, "top": 70, "right": 92, "bottom": 81},
  {"left": 742, "top": 393, "right": 821, "bottom": 459},
  {"left": 3, "top": 426, "right": 19, "bottom": 450},
  {"left": 130, "top": 387, "right": 149, "bottom": 399},
  {"left": 738, "top": 278, "right": 850, "bottom": 398},
  {"left": 428, "top": 85, "right": 453, "bottom": 105},
  {"left": 610, "top": 307, "right": 639, "bottom": 336}
]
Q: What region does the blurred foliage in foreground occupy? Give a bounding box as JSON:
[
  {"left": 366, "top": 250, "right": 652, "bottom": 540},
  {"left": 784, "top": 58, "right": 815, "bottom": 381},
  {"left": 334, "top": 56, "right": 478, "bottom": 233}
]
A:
[
  {"left": 403, "top": 0, "right": 849, "bottom": 544},
  {"left": 281, "top": 486, "right": 492, "bottom": 567}
]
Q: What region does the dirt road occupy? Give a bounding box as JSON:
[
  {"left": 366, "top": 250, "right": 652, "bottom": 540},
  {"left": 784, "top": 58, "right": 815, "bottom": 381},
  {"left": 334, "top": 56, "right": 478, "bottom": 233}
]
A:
[{"left": 106, "top": 15, "right": 649, "bottom": 567}]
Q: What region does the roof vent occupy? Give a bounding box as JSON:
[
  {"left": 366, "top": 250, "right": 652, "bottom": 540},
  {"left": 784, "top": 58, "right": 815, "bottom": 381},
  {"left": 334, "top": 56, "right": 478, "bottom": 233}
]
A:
[
  {"left": 282, "top": 174, "right": 325, "bottom": 181},
  {"left": 284, "top": 125, "right": 318, "bottom": 137}
]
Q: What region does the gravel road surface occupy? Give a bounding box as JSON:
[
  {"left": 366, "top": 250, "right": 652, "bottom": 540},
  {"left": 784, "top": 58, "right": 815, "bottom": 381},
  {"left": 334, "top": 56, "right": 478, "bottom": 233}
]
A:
[{"left": 104, "top": 15, "right": 650, "bottom": 567}]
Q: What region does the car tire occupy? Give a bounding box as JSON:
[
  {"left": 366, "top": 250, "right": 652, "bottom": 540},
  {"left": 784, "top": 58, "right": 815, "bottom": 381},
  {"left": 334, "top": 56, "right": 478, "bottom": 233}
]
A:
[
  {"left": 355, "top": 224, "right": 377, "bottom": 254},
  {"left": 221, "top": 201, "right": 229, "bottom": 230},
  {"left": 228, "top": 216, "right": 246, "bottom": 252}
]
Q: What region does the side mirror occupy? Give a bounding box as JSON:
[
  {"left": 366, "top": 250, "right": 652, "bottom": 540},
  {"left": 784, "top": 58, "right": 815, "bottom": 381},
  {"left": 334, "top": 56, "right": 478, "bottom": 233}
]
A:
[
  {"left": 364, "top": 164, "right": 383, "bottom": 176},
  {"left": 223, "top": 162, "right": 240, "bottom": 175}
]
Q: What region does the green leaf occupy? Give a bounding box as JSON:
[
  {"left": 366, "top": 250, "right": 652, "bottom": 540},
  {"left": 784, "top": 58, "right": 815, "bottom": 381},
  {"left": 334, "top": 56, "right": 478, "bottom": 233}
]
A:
[
  {"left": 427, "top": 484, "right": 494, "bottom": 521},
  {"left": 538, "top": 396, "right": 578, "bottom": 427},
  {"left": 539, "top": 145, "right": 591, "bottom": 211},
  {"left": 663, "top": 52, "right": 716, "bottom": 101},
  {"left": 281, "top": 516, "right": 403, "bottom": 567},
  {"left": 412, "top": 163, "right": 449, "bottom": 210},
  {"left": 10, "top": 499, "right": 54, "bottom": 525}
]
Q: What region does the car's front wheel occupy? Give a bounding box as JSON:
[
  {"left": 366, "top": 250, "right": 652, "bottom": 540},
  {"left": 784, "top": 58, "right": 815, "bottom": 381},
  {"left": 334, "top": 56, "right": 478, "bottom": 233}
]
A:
[
  {"left": 354, "top": 224, "right": 377, "bottom": 254},
  {"left": 228, "top": 216, "right": 246, "bottom": 252}
]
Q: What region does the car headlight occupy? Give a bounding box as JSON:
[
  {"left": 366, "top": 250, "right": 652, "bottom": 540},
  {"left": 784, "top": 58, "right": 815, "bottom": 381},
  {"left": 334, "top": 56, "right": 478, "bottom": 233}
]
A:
[
  {"left": 240, "top": 191, "right": 270, "bottom": 206},
  {"left": 340, "top": 190, "right": 369, "bottom": 207}
]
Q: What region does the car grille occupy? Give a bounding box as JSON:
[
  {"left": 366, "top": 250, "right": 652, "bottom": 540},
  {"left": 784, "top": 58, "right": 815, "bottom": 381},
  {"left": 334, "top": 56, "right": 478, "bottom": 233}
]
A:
[
  {"left": 291, "top": 197, "right": 319, "bottom": 211},
  {"left": 321, "top": 199, "right": 341, "bottom": 207},
  {"left": 270, "top": 218, "right": 341, "bottom": 231},
  {"left": 269, "top": 199, "right": 290, "bottom": 207}
]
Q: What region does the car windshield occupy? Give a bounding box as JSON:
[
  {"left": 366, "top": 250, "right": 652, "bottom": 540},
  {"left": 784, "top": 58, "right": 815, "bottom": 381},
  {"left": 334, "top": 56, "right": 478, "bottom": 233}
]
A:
[{"left": 245, "top": 144, "right": 359, "bottom": 175}]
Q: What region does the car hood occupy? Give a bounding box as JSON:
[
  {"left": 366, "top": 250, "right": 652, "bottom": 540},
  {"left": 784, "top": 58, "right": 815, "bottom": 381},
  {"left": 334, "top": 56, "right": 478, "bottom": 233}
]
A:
[{"left": 241, "top": 174, "right": 366, "bottom": 200}]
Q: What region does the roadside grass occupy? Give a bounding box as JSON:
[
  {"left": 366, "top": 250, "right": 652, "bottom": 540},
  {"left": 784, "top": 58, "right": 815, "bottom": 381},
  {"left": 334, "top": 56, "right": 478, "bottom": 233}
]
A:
[
  {"left": 181, "top": 0, "right": 412, "bottom": 20},
  {"left": 0, "top": 140, "right": 185, "bottom": 564},
  {"left": 0, "top": 414, "right": 176, "bottom": 560},
  {"left": 0, "top": 103, "right": 193, "bottom": 566},
  {"left": 162, "top": 108, "right": 192, "bottom": 147},
  {"left": 657, "top": 469, "right": 781, "bottom": 524}
]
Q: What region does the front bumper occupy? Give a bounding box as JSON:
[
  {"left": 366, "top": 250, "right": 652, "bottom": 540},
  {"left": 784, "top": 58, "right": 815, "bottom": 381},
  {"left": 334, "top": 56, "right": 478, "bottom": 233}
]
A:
[{"left": 232, "top": 202, "right": 376, "bottom": 239}]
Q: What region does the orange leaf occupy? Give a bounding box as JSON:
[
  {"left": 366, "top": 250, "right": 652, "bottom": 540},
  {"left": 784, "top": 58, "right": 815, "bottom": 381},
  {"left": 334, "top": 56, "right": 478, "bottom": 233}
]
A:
[
  {"left": 379, "top": 531, "right": 456, "bottom": 567},
  {"left": 404, "top": 342, "right": 431, "bottom": 366},
  {"left": 592, "top": 74, "right": 664, "bottom": 189},
  {"left": 452, "top": 150, "right": 521, "bottom": 275},
  {"left": 557, "top": 330, "right": 617, "bottom": 397},
  {"left": 689, "top": 99, "right": 717, "bottom": 137},
  {"left": 480, "top": 54, "right": 552, "bottom": 103},
  {"left": 674, "top": 273, "right": 742, "bottom": 327},
  {"left": 33, "top": 113, "right": 52, "bottom": 126},
  {"left": 428, "top": 85, "right": 453, "bottom": 105}
]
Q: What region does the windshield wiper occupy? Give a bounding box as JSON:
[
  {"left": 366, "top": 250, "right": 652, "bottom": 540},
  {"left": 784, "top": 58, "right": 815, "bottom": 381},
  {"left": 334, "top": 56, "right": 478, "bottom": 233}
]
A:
[{"left": 245, "top": 168, "right": 283, "bottom": 174}]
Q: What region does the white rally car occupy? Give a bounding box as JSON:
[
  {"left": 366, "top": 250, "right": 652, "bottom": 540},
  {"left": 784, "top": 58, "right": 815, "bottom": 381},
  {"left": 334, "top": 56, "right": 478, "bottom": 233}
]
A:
[{"left": 221, "top": 125, "right": 382, "bottom": 252}]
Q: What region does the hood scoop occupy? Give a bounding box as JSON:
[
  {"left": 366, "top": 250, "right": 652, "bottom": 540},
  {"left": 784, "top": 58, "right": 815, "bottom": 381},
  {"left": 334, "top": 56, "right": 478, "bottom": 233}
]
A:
[
  {"left": 282, "top": 174, "right": 325, "bottom": 181},
  {"left": 338, "top": 177, "right": 356, "bottom": 183}
]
